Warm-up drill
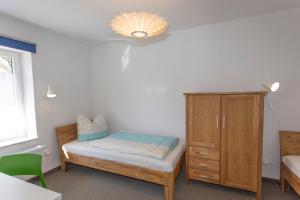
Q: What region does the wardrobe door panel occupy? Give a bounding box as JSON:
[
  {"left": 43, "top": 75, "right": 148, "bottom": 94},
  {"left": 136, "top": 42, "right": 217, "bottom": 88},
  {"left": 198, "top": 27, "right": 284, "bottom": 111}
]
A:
[
  {"left": 188, "top": 95, "right": 221, "bottom": 150},
  {"left": 221, "top": 94, "right": 261, "bottom": 192}
]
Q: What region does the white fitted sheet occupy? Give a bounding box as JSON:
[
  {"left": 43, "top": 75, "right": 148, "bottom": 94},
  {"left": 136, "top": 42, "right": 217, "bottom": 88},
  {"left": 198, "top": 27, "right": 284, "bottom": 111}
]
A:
[
  {"left": 62, "top": 139, "right": 185, "bottom": 172},
  {"left": 282, "top": 155, "right": 300, "bottom": 178}
]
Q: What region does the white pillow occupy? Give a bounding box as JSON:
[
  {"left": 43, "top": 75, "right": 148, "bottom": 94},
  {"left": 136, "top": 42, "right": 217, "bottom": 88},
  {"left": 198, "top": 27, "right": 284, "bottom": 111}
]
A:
[{"left": 77, "top": 114, "right": 108, "bottom": 141}]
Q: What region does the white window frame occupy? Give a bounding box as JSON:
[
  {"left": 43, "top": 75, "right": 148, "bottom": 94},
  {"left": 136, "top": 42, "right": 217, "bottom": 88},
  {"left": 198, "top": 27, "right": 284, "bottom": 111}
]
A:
[{"left": 0, "top": 47, "right": 38, "bottom": 147}]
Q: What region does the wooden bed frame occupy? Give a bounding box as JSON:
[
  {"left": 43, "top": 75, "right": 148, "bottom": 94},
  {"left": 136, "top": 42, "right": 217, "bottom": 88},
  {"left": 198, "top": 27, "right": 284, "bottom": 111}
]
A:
[
  {"left": 55, "top": 124, "right": 185, "bottom": 200},
  {"left": 280, "top": 131, "right": 300, "bottom": 196}
]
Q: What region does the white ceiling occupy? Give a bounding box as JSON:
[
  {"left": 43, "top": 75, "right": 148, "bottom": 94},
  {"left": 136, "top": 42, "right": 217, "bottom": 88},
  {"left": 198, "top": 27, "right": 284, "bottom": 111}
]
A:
[{"left": 0, "top": 0, "right": 300, "bottom": 45}]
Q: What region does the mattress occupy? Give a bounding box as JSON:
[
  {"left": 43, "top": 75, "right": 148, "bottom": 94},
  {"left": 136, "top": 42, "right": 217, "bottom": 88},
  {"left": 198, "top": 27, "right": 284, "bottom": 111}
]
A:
[
  {"left": 62, "top": 139, "right": 185, "bottom": 172},
  {"left": 282, "top": 155, "right": 300, "bottom": 178}
]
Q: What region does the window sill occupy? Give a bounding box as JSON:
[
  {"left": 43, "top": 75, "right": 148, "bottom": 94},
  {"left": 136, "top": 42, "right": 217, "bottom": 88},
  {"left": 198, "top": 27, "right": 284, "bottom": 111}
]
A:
[{"left": 0, "top": 136, "right": 39, "bottom": 148}]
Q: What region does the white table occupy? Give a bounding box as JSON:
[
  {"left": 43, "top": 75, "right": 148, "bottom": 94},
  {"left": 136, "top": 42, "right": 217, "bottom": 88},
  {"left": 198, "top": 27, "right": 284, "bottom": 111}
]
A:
[{"left": 0, "top": 172, "right": 62, "bottom": 200}]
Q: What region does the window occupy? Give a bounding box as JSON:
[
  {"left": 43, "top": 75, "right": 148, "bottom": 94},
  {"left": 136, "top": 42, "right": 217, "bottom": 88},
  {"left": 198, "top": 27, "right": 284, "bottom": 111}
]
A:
[
  {"left": 0, "top": 49, "right": 25, "bottom": 142},
  {"left": 0, "top": 48, "right": 37, "bottom": 147}
]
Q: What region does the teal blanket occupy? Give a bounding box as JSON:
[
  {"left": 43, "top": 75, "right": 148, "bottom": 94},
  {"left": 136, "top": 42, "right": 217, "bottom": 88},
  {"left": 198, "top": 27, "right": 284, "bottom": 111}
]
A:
[{"left": 109, "top": 132, "right": 178, "bottom": 150}]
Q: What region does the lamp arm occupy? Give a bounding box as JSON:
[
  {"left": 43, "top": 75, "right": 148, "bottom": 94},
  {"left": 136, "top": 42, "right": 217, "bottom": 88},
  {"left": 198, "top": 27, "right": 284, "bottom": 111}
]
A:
[{"left": 266, "top": 95, "right": 282, "bottom": 129}]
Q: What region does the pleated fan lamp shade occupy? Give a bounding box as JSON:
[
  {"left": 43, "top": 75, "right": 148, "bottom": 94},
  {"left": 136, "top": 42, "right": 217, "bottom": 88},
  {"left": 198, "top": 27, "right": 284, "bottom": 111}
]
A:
[{"left": 110, "top": 11, "right": 168, "bottom": 38}]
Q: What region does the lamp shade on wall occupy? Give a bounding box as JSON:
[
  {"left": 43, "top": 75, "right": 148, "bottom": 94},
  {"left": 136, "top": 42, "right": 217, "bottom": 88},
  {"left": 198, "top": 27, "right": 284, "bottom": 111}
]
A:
[
  {"left": 263, "top": 82, "right": 280, "bottom": 93},
  {"left": 46, "top": 86, "right": 56, "bottom": 98}
]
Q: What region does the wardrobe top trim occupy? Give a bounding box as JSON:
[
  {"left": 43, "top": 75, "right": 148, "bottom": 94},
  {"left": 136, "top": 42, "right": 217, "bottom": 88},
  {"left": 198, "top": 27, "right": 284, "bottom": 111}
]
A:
[{"left": 184, "top": 91, "right": 268, "bottom": 96}]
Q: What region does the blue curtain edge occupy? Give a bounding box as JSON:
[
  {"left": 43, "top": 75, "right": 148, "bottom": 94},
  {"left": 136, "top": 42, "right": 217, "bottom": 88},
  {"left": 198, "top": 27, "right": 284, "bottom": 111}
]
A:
[{"left": 0, "top": 36, "right": 36, "bottom": 54}]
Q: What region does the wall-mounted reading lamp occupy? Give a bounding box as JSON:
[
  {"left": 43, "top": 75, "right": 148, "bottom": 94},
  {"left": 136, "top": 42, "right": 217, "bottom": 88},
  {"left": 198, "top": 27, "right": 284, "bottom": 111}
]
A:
[
  {"left": 263, "top": 82, "right": 280, "bottom": 93},
  {"left": 45, "top": 85, "right": 56, "bottom": 98},
  {"left": 263, "top": 81, "right": 282, "bottom": 128}
]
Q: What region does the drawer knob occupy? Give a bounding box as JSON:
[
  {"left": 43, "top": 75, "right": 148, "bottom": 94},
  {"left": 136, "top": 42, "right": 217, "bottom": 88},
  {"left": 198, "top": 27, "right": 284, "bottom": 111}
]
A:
[
  {"left": 199, "top": 163, "right": 208, "bottom": 167},
  {"left": 200, "top": 175, "right": 208, "bottom": 179}
]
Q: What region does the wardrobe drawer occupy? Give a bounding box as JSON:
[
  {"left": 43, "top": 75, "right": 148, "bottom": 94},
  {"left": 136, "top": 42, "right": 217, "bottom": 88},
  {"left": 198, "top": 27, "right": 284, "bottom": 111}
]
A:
[
  {"left": 189, "top": 168, "right": 220, "bottom": 183},
  {"left": 189, "top": 157, "right": 220, "bottom": 172},
  {"left": 189, "top": 147, "right": 220, "bottom": 160}
]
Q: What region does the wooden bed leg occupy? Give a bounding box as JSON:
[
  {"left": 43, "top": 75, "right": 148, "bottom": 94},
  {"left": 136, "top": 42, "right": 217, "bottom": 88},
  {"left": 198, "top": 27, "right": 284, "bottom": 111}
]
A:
[
  {"left": 280, "top": 162, "right": 285, "bottom": 192},
  {"left": 61, "top": 159, "right": 66, "bottom": 172},
  {"left": 164, "top": 173, "right": 175, "bottom": 200},
  {"left": 280, "top": 162, "right": 287, "bottom": 192},
  {"left": 61, "top": 160, "right": 66, "bottom": 172},
  {"left": 280, "top": 178, "right": 286, "bottom": 192},
  {"left": 60, "top": 153, "right": 67, "bottom": 172}
]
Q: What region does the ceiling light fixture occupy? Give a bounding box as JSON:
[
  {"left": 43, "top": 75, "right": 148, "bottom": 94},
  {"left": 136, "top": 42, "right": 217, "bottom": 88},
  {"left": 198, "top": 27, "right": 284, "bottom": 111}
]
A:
[{"left": 110, "top": 11, "right": 168, "bottom": 39}]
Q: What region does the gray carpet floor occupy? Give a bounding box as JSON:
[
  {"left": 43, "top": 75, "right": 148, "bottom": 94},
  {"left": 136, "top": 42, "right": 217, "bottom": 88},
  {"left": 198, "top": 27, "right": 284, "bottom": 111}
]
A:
[{"left": 33, "top": 165, "right": 299, "bottom": 200}]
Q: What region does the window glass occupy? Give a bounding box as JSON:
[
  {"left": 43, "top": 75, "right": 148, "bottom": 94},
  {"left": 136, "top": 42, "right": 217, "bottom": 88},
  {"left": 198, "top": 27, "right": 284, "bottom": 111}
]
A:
[{"left": 0, "top": 50, "right": 26, "bottom": 142}]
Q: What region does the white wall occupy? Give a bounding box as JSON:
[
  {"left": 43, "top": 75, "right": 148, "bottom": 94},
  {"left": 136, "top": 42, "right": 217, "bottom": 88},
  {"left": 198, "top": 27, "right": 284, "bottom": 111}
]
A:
[
  {"left": 90, "top": 9, "right": 300, "bottom": 179},
  {"left": 0, "top": 12, "right": 92, "bottom": 172},
  {"left": 1, "top": 8, "right": 299, "bottom": 180}
]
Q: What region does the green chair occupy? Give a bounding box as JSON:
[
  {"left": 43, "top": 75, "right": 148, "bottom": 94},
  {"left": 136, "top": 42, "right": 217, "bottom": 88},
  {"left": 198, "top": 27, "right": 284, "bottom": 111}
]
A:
[{"left": 0, "top": 153, "right": 47, "bottom": 188}]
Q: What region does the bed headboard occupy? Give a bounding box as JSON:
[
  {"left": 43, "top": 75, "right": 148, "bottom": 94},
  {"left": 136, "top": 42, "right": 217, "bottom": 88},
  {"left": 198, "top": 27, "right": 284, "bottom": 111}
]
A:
[
  {"left": 55, "top": 123, "right": 77, "bottom": 148},
  {"left": 280, "top": 131, "right": 300, "bottom": 158}
]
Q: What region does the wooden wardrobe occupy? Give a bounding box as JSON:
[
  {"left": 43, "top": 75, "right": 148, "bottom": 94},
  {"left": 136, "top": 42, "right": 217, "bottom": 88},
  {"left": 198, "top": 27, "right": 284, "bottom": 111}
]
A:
[{"left": 185, "top": 92, "right": 266, "bottom": 200}]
